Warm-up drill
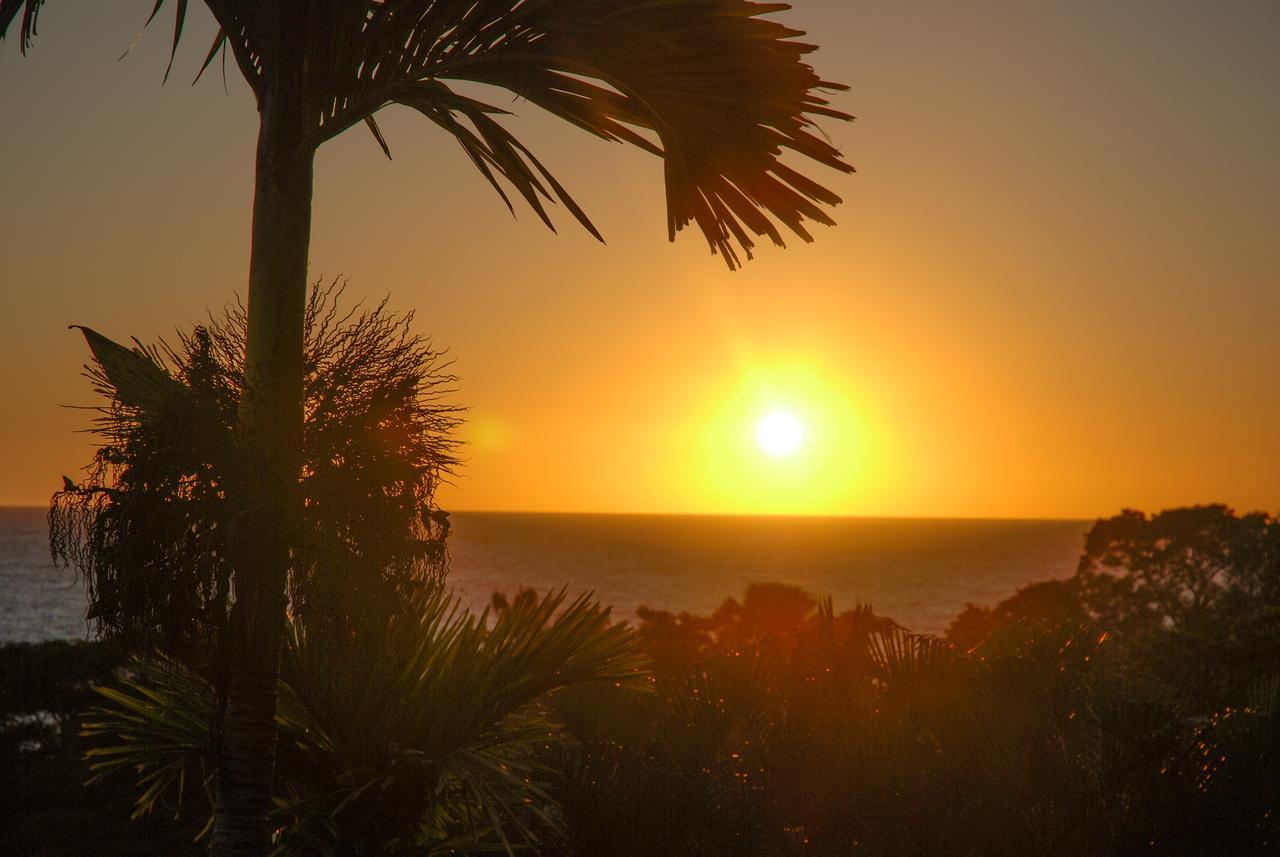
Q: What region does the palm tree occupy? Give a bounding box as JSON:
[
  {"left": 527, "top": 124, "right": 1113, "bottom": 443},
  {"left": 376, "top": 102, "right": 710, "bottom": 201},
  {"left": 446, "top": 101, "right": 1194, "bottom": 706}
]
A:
[{"left": 4, "top": 2, "right": 852, "bottom": 853}]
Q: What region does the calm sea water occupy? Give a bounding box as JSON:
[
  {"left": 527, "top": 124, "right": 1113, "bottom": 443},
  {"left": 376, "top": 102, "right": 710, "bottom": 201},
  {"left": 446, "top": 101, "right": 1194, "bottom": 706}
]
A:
[{"left": 0, "top": 507, "right": 1088, "bottom": 641}]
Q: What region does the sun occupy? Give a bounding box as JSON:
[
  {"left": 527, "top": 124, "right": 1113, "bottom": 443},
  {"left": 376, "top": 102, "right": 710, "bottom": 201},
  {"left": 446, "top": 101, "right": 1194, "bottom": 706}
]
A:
[
  {"left": 695, "top": 361, "right": 883, "bottom": 514},
  {"left": 756, "top": 411, "right": 805, "bottom": 457}
]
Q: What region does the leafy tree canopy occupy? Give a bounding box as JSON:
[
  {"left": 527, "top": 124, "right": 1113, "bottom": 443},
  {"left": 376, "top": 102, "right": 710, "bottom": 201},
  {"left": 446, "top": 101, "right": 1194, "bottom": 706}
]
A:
[{"left": 1076, "top": 504, "right": 1279, "bottom": 634}]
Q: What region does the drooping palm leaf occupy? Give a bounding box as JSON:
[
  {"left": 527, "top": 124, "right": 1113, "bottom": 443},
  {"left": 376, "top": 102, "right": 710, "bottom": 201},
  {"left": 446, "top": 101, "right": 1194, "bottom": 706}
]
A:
[
  {"left": 0, "top": 0, "right": 44, "bottom": 53},
  {"left": 321, "top": 0, "right": 854, "bottom": 269},
  {"left": 5, "top": 0, "right": 853, "bottom": 269}
]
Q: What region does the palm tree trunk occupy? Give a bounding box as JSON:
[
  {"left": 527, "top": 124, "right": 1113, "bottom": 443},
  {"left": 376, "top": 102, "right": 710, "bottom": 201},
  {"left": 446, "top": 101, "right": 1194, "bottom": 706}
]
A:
[{"left": 209, "top": 88, "right": 314, "bottom": 857}]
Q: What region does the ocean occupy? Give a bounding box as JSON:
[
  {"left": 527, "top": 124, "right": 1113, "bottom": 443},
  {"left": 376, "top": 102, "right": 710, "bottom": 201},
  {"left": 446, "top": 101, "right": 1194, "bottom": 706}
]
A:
[{"left": 0, "top": 507, "right": 1088, "bottom": 641}]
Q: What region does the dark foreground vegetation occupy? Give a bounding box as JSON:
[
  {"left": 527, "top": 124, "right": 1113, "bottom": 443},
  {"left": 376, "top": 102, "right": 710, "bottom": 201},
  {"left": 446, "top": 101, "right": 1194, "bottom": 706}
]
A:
[
  {"left": 545, "top": 504, "right": 1280, "bottom": 857},
  {"left": 5, "top": 291, "right": 1274, "bottom": 855},
  {"left": 4, "top": 504, "right": 1277, "bottom": 857}
]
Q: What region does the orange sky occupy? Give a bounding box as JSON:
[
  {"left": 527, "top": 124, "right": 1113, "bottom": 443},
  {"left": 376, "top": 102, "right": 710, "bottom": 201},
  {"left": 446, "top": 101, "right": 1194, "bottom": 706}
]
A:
[{"left": 1, "top": 1, "right": 1277, "bottom": 518}]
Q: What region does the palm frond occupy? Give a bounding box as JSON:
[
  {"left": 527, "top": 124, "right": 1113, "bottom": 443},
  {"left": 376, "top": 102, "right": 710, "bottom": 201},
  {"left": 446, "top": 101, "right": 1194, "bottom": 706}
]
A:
[
  {"left": 8, "top": 2, "right": 851, "bottom": 268},
  {"left": 3, "top": 0, "right": 183, "bottom": 64},
  {"left": 396, "top": 80, "right": 603, "bottom": 240},
  {"left": 0, "top": 0, "right": 44, "bottom": 53},
  {"left": 3, "top": 0, "right": 266, "bottom": 98},
  {"left": 279, "top": 588, "right": 648, "bottom": 853},
  {"left": 81, "top": 655, "right": 215, "bottom": 823},
  {"left": 331, "top": 0, "right": 853, "bottom": 269},
  {"left": 865, "top": 626, "right": 949, "bottom": 688},
  {"left": 71, "top": 325, "right": 186, "bottom": 416}
]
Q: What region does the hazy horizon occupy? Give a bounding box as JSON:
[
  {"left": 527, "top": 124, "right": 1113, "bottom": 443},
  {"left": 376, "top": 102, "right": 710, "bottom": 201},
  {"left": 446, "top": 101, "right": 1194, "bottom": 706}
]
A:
[{"left": 0, "top": 503, "right": 1141, "bottom": 524}]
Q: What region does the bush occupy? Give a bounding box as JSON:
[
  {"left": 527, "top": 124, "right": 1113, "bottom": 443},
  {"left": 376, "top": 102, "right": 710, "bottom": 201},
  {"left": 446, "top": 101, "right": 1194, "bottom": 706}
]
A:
[{"left": 49, "top": 280, "right": 461, "bottom": 664}]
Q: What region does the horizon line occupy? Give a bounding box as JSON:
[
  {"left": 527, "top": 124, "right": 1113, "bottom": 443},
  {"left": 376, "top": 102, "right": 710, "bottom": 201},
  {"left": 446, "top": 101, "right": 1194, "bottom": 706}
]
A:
[
  {"left": 5, "top": 503, "right": 1264, "bottom": 524},
  {"left": 442, "top": 508, "right": 1098, "bottom": 523},
  {"left": 0, "top": 504, "right": 1098, "bottom": 524}
]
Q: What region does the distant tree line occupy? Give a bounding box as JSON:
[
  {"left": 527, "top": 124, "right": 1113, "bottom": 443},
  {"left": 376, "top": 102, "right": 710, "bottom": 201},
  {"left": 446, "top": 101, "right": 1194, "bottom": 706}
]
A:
[{"left": 947, "top": 504, "right": 1280, "bottom": 710}]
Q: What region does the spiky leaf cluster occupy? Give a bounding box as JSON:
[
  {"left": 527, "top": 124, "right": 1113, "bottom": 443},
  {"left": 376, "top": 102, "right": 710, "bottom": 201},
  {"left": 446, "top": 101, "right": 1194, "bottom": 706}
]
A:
[
  {"left": 82, "top": 589, "right": 649, "bottom": 854},
  {"left": 49, "top": 280, "right": 461, "bottom": 663}
]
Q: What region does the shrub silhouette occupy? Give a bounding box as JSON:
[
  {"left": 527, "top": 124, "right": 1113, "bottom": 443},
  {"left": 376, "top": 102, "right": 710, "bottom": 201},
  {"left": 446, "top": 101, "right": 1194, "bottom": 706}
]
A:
[
  {"left": 80, "top": 591, "right": 647, "bottom": 855},
  {"left": 50, "top": 281, "right": 460, "bottom": 666}
]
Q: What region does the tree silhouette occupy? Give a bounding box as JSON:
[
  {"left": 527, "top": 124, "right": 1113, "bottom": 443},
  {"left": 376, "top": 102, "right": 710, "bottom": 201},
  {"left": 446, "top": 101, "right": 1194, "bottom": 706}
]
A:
[
  {"left": 4, "top": 2, "right": 852, "bottom": 853},
  {"left": 50, "top": 282, "right": 461, "bottom": 664},
  {"left": 1076, "top": 505, "right": 1279, "bottom": 634}
]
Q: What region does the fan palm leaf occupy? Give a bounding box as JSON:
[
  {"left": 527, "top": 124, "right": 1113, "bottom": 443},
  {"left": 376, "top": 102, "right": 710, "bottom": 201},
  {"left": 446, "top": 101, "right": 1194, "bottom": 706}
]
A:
[{"left": 82, "top": 588, "right": 649, "bottom": 854}]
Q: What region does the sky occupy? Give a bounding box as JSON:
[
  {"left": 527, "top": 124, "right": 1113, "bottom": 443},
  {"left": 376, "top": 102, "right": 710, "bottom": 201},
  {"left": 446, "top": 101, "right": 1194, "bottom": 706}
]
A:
[{"left": 0, "top": 1, "right": 1277, "bottom": 518}]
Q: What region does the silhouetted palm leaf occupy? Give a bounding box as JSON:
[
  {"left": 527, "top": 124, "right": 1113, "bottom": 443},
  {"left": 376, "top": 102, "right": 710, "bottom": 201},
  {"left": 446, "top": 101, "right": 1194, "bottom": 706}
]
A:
[
  {"left": 72, "top": 325, "right": 185, "bottom": 416},
  {"left": 4, "top": 0, "right": 853, "bottom": 269},
  {"left": 0, "top": 0, "right": 44, "bottom": 53}
]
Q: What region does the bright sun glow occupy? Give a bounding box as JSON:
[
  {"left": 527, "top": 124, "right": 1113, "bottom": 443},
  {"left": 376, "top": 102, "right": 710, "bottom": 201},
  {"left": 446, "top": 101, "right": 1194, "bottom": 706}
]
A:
[
  {"left": 756, "top": 411, "right": 805, "bottom": 456},
  {"left": 692, "top": 359, "right": 885, "bottom": 515}
]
